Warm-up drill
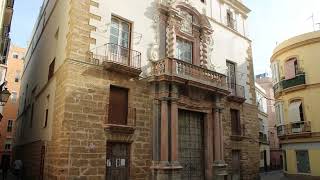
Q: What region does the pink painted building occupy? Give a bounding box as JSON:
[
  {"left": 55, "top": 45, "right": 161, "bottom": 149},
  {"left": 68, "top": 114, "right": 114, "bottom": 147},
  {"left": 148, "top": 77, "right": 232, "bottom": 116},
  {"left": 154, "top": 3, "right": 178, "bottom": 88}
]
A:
[{"left": 256, "top": 73, "right": 282, "bottom": 170}]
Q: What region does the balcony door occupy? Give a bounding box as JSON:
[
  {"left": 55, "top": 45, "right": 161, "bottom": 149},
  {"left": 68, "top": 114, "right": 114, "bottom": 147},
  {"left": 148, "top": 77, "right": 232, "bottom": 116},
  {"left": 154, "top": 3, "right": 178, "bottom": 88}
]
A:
[
  {"left": 227, "top": 61, "right": 236, "bottom": 94},
  {"left": 108, "top": 86, "right": 128, "bottom": 125},
  {"left": 110, "top": 17, "right": 131, "bottom": 65}
]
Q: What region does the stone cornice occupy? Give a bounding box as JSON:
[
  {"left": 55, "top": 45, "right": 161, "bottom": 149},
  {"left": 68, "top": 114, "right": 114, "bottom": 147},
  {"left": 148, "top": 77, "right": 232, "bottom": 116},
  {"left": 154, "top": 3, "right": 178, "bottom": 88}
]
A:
[{"left": 219, "top": 0, "right": 251, "bottom": 17}]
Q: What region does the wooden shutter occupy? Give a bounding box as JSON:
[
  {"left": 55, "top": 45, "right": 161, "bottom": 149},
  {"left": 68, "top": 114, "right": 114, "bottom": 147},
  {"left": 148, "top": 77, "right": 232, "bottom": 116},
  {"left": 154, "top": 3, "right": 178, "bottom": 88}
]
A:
[{"left": 109, "top": 86, "right": 128, "bottom": 125}]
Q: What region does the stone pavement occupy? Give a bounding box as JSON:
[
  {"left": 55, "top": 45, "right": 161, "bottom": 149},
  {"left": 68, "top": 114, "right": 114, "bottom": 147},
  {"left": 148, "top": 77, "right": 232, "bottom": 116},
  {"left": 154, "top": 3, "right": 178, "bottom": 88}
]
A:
[{"left": 260, "top": 170, "right": 288, "bottom": 180}]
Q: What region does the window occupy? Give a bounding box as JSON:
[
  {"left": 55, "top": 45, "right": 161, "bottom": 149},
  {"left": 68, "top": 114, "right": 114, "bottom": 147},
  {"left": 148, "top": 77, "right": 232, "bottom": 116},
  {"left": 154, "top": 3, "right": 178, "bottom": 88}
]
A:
[
  {"left": 271, "top": 62, "right": 280, "bottom": 84},
  {"left": 110, "top": 16, "right": 130, "bottom": 48},
  {"left": 7, "top": 120, "right": 13, "bottom": 132},
  {"left": 48, "top": 59, "right": 55, "bottom": 80},
  {"left": 43, "top": 95, "right": 50, "bottom": 128},
  {"left": 4, "top": 139, "right": 12, "bottom": 150},
  {"left": 176, "top": 38, "right": 192, "bottom": 63},
  {"left": 108, "top": 86, "right": 128, "bottom": 125},
  {"left": 227, "top": 61, "right": 236, "bottom": 89},
  {"left": 180, "top": 11, "right": 193, "bottom": 34},
  {"left": 12, "top": 53, "right": 19, "bottom": 59},
  {"left": 288, "top": 100, "right": 303, "bottom": 122},
  {"left": 285, "top": 58, "right": 298, "bottom": 79},
  {"left": 200, "top": 0, "right": 205, "bottom": 2},
  {"left": 15, "top": 70, "right": 21, "bottom": 82},
  {"left": 30, "top": 103, "right": 34, "bottom": 128},
  {"left": 227, "top": 10, "right": 235, "bottom": 29},
  {"left": 231, "top": 109, "right": 241, "bottom": 135},
  {"left": 11, "top": 92, "right": 17, "bottom": 103}
]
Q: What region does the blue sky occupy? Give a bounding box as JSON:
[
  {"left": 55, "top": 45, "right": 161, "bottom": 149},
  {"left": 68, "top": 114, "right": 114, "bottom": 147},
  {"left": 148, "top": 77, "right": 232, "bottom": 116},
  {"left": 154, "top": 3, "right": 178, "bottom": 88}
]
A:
[
  {"left": 10, "top": 0, "right": 320, "bottom": 74},
  {"left": 11, "top": 0, "right": 43, "bottom": 48}
]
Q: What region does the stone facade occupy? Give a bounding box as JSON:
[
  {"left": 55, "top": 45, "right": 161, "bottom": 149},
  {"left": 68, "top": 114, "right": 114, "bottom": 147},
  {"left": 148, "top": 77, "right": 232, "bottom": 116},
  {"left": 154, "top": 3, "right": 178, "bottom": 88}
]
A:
[{"left": 14, "top": 0, "right": 259, "bottom": 179}]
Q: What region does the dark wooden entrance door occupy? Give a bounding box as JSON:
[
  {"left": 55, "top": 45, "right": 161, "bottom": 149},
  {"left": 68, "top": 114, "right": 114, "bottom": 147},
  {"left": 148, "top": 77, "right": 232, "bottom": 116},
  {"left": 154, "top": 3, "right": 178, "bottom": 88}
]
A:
[
  {"left": 106, "top": 143, "right": 130, "bottom": 180},
  {"left": 178, "top": 110, "right": 205, "bottom": 180}
]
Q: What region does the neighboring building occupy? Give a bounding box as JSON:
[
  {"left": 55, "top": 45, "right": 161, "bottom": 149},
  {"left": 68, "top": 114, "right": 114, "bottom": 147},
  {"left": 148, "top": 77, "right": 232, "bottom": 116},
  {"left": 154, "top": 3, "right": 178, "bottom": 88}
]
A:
[
  {"left": 271, "top": 31, "right": 320, "bottom": 178},
  {"left": 0, "top": 0, "right": 14, "bottom": 115},
  {"left": 256, "top": 73, "right": 282, "bottom": 170},
  {"left": 0, "top": 44, "right": 25, "bottom": 164},
  {"left": 255, "top": 82, "right": 270, "bottom": 172},
  {"left": 14, "top": 0, "right": 259, "bottom": 179}
]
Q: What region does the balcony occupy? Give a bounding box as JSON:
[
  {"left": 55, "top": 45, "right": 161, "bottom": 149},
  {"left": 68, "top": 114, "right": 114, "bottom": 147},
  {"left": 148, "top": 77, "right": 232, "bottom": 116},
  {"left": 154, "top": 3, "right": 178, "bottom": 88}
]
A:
[
  {"left": 104, "top": 105, "right": 136, "bottom": 134},
  {"left": 227, "top": 84, "right": 246, "bottom": 103},
  {"left": 150, "top": 58, "right": 229, "bottom": 94},
  {"left": 89, "top": 43, "right": 142, "bottom": 77},
  {"left": 277, "top": 121, "right": 311, "bottom": 139},
  {"left": 231, "top": 124, "right": 246, "bottom": 141},
  {"left": 282, "top": 73, "right": 306, "bottom": 89},
  {"left": 273, "top": 73, "right": 306, "bottom": 95},
  {"left": 259, "top": 132, "right": 269, "bottom": 144}
]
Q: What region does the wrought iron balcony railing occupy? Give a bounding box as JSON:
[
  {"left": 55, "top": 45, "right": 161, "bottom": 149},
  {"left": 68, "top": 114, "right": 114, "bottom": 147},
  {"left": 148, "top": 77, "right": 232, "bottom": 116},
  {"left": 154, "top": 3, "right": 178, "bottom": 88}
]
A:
[
  {"left": 282, "top": 73, "right": 306, "bottom": 89},
  {"left": 228, "top": 83, "right": 245, "bottom": 98},
  {"left": 105, "top": 104, "right": 136, "bottom": 134},
  {"left": 151, "top": 58, "right": 229, "bottom": 91},
  {"left": 90, "top": 43, "right": 142, "bottom": 76},
  {"left": 277, "top": 121, "right": 311, "bottom": 137},
  {"left": 273, "top": 73, "right": 306, "bottom": 95},
  {"left": 259, "top": 132, "right": 269, "bottom": 144}
]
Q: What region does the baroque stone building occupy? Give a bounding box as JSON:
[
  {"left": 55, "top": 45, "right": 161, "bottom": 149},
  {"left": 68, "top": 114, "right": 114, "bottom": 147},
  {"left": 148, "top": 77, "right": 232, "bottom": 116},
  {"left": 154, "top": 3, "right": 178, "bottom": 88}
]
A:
[{"left": 14, "top": 0, "right": 259, "bottom": 179}]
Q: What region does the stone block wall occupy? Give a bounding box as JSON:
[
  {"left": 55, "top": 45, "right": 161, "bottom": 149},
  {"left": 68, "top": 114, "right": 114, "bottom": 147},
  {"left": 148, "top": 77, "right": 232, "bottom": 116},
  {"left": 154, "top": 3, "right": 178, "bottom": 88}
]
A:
[
  {"left": 223, "top": 101, "right": 260, "bottom": 180},
  {"left": 42, "top": 60, "right": 152, "bottom": 179}
]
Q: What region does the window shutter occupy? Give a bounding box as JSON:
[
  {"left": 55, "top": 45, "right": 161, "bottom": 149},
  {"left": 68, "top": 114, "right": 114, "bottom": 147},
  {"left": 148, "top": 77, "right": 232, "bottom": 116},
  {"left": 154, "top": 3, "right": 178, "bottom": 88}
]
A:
[{"left": 109, "top": 86, "right": 128, "bottom": 125}]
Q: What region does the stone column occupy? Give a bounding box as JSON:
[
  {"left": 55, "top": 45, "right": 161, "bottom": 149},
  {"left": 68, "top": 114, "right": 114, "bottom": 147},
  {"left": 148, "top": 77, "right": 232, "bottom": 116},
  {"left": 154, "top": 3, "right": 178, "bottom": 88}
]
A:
[
  {"left": 213, "top": 107, "right": 228, "bottom": 179},
  {"left": 160, "top": 100, "right": 169, "bottom": 164},
  {"left": 170, "top": 100, "right": 179, "bottom": 163}
]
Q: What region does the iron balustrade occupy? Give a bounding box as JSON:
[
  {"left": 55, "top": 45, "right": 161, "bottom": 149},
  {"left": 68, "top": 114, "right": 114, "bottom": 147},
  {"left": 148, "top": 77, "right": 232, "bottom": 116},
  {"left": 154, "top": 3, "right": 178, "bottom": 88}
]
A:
[
  {"left": 228, "top": 83, "right": 245, "bottom": 99},
  {"left": 277, "top": 121, "right": 311, "bottom": 136},
  {"left": 152, "top": 58, "right": 228, "bottom": 90},
  {"left": 105, "top": 104, "right": 136, "bottom": 127},
  {"left": 91, "top": 43, "right": 141, "bottom": 69},
  {"left": 273, "top": 73, "right": 306, "bottom": 94}
]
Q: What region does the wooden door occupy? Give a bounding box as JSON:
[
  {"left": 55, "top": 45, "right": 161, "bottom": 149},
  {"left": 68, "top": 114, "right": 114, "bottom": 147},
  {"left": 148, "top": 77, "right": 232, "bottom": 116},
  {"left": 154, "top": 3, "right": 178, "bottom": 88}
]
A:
[
  {"left": 106, "top": 143, "right": 130, "bottom": 180},
  {"left": 178, "top": 110, "right": 205, "bottom": 180}
]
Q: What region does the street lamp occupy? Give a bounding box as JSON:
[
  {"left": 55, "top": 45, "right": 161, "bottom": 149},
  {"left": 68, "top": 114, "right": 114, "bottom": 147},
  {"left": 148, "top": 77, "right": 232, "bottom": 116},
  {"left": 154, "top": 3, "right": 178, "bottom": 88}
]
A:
[{"left": 0, "top": 88, "right": 11, "bottom": 105}]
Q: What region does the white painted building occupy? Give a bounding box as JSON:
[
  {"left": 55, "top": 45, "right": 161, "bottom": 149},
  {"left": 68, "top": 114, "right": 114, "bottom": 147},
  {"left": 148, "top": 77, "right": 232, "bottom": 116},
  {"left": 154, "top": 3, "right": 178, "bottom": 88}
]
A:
[{"left": 255, "top": 82, "right": 270, "bottom": 171}]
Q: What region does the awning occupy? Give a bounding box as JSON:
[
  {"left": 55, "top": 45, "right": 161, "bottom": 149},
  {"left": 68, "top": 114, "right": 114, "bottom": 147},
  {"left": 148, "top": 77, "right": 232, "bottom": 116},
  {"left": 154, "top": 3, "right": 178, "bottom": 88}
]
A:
[{"left": 288, "top": 101, "right": 301, "bottom": 122}]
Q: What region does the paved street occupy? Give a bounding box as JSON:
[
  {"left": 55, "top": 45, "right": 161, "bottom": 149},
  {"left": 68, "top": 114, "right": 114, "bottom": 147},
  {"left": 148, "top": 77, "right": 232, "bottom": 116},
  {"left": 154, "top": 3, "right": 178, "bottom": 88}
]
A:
[{"left": 260, "top": 170, "right": 288, "bottom": 180}]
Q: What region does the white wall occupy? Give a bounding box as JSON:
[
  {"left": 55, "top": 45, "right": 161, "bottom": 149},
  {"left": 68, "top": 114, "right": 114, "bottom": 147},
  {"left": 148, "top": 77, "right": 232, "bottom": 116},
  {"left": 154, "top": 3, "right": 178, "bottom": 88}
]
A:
[{"left": 90, "top": 0, "right": 252, "bottom": 102}]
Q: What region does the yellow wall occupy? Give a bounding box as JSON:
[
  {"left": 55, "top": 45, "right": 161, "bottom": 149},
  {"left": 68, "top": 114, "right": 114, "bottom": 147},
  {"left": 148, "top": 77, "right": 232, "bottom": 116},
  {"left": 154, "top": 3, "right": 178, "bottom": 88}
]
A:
[
  {"left": 285, "top": 149, "right": 297, "bottom": 174},
  {"left": 309, "top": 150, "right": 320, "bottom": 176},
  {"left": 272, "top": 31, "right": 320, "bottom": 132}
]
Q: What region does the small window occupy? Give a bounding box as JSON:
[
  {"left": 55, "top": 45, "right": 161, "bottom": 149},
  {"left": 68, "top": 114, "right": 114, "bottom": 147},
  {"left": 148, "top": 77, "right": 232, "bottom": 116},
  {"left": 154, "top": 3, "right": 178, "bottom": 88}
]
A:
[
  {"left": 176, "top": 38, "right": 193, "bottom": 63},
  {"left": 227, "top": 10, "right": 235, "bottom": 29},
  {"left": 4, "top": 139, "right": 12, "bottom": 150},
  {"left": 7, "top": 120, "right": 13, "bottom": 132},
  {"left": 231, "top": 109, "right": 241, "bottom": 135},
  {"left": 12, "top": 53, "right": 19, "bottom": 59},
  {"left": 48, "top": 59, "right": 55, "bottom": 80},
  {"left": 43, "top": 95, "right": 50, "bottom": 128},
  {"left": 15, "top": 70, "right": 21, "bottom": 82},
  {"left": 11, "top": 92, "right": 17, "bottom": 103}
]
